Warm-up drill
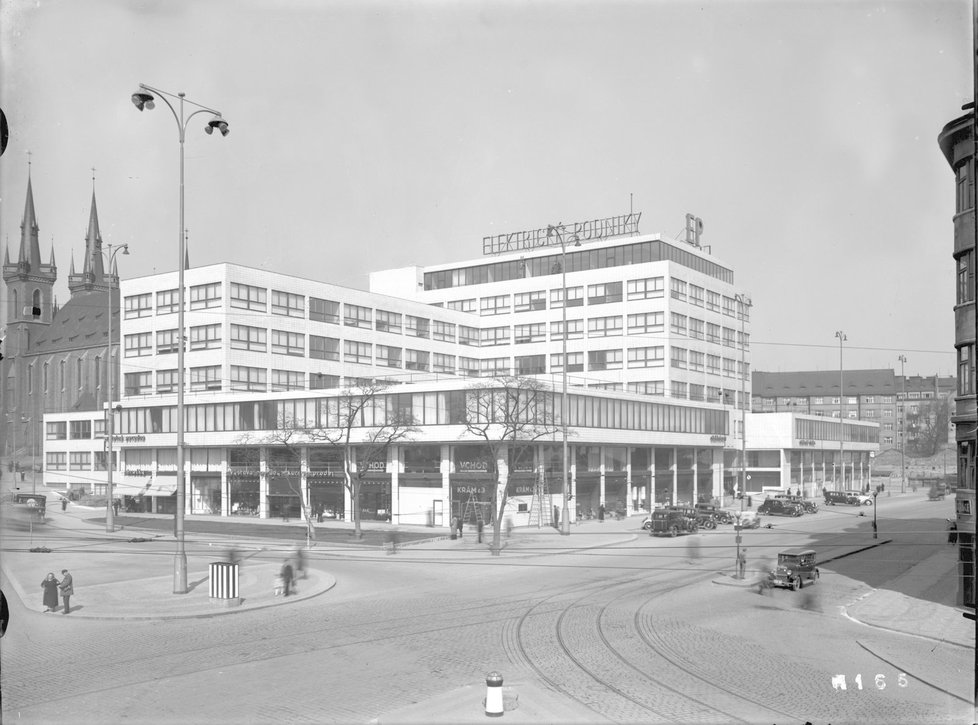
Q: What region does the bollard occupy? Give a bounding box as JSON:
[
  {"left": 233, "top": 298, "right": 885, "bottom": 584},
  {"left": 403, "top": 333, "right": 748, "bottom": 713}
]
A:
[{"left": 485, "top": 671, "right": 504, "bottom": 717}]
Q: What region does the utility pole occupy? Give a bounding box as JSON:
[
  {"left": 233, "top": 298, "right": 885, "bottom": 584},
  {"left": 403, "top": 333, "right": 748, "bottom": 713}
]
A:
[{"left": 898, "top": 355, "right": 907, "bottom": 493}]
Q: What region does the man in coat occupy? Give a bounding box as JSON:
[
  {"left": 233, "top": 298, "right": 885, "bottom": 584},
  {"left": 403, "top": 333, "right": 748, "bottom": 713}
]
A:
[
  {"left": 58, "top": 569, "right": 74, "bottom": 614},
  {"left": 280, "top": 560, "right": 294, "bottom": 597}
]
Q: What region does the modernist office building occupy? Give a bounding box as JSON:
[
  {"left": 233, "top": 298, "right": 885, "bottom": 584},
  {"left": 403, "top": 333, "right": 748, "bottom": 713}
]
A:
[
  {"left": 40, "top": 215, "right": 878, "bottom": 524},
  {"left": 939, "top": 105, "right": 976, "bottom": 611}
]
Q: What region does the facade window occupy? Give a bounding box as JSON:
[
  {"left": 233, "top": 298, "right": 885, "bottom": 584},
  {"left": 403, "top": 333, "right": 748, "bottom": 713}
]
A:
[
  {"left": 671, "top": 381, "right": 688, "bottom": 399},
  {"left": 883, "top": 408, "right": 893, "bottom": 417},
  {"left": 481, "top": 326, "right": 511, "bottom": 346},
  {"left": 125, "top": 332, "right": 152, "bottom": 357},
  {"left": 848, "top": 396, "right": 858, "bottom": 404},
  {"left": 587, "top": 281, "right": 622, "bottom": 305},
  {"left": 550, "top": 351, "right": 584, "bottom": 373},
  {"left": 480, "top": 295, "right": 511, "bottom": 316},
  {"left": 69, "top": 420, "right": 92, "bottom": 439},
  {"left": 864, "top": 396, "right": 875, "bottom": 404},
  {"left": 271, "top": 330, "right": 304, "bottom": 357},
  {"left": 230, "top": 283, "right": 267, "bottom": 311},
  {"left": 405, "top": 349, "right": 430, "bottom": 371},
  {"left": 723, "top": 358, "right": 737, "bottom": 378},
  {"left": 433, "top": 353, "right": 455, "bottom": 374},
  {"left": 628, "top": 381, "right": 664, "bottom": 396},
  {"left": 882, "top": 395, "right": 894, "bottom": 404},
  {"left": 722, "top": 327, "right": 736, "bottom": 348},
  {"left": 157, "top": 369, "right": 179, "bottom": 394},
  {"left": 27, "top": 362, "right": 34, "bottom": 394},
  {"left": 722, "top": 296, "right": 736, "bottom": 317},
  {"left": 588, "top": 349, "right": 622, "bottom": 371},
  {"left": 689, "top": 285, "right": 705, "bottom": 307},
  {"left": 432, "top": 320, "right": 455, "bottom": 342},
  {"left": 813, "top": 397, "right": 824, "bottom": 405},
  {"left": 43, "top": 362, "right": 49, "bottom": 392},
  {"left": 670, "top": 278, "right": 687, "bottom": 301},
  {"left": 515, "top": 354, "right": 546, "bottom": 375},
  {"left": 628, "top": 346, "right": 665, "bottom": 368},
  {"left": 309, "top": 335, "right": 340, "bottom": 361},
  {"left": 671, "top": 347, "right": 688, "bottom": 369},
  {"left": 706, "top": 322, "right": 721, "bottom": 344},
  {"left": 737, "top": 331, "right": 750, "bottom": 350},
  {"left": 958, "top": 250, "right": 976, "bottom": 304},
  {"left": 626, "top": 312, "right": 663, "bottom": 336},
  {"left": 960, "top": 344, "right": 975, "bottom": 395},
  {"left": 271, "top": 290, "right": 305, "bottom": 318},
  {"left": 375, "top": 310, "right": 402, "bottom": 334},
  {"left": 376, "top": 345, "right": 402, "bottom": 368},
  {"left": 230, "top": 324, "right": 267, "bottom": 351},
  {"left": 514, "top": 291, "right": 546, "bottom": 312},
  {"left": 627, "top": 276, "right": 664, "bottom": 300},
  {"left": 157, "top": 328, "right": 182, "bottom": 355},
  {"left": 446, "top": 298, "right": 476, "bottom": 313},
  {"left": 190, "top": 282, "right": 222, "bottom": 310},
  {"left": 156, "top": 288, "right": 179, "bottom": 315},
  {"left": 688, "top": 318, "right": 705, "bottom": 340},
  {"left": 690, "top": 350, "right": 705, "bottom": 372},
  {"left": 689, "top": 383, "right": 705, "bottom": 401},
  {"left": 459, "top": 357, "right": 480, "bottom": 377},
  {"left": 514, "top": 323, "right": 546, "bottom": 343},
  {"left": 481, "top": 358, "right": 510, "bottom": 377},
  {"left": 588, "top": 316, "right": 623, "bottom": 338},
  {"left": 344, "top": 303, "right": 372, "bottom": 328},
  {"left": 230, "top": 365, "right": 266, "bottom": 392},
  {"left": 124, "top": 372, "right": 152, "bottom": 396},
  {"left": 309, "top": 373, "right": 340, "bottom": 390},
  {"left": 190, "top": 366, "right": 222, "bottom": 392},
  {"left": 46, "top": 452, "right": 66, "bottom": 471},
  {"left": 550, "top": 286, "right": 584, "bottom": 308},
  {"left": 271, "top": 369, "right": 304, "bottom": 391},
  {"left": 405, "top": 316, "right": 430, "bottom": 338},
  {"left": 670, "top": 313, "right": 688, "bottom": 336},
  {"left": 190, "top": 324, "right": 221, "bottom": 351},
  {"left": 458, "top": 326, "right": 480, "bottom": 347},
  {"left": 344, "top": 341, "right": 372, "bottom": 364},
  {"left": 124, "top": 293, "right": 152, "bottom": 319},
  {"left": 706, "top": 290, "right": 721, "bottom": 312},
  {"left": 309, "top": 297, "right": 340, "bottom": 323},
  {"left": 46, "top": 421, "right": 67, "bottom": 440},
  {"left": 551, "top": 319, "right": 584, "bottom": 340},
  {"left": 706, "top": 354, "right": 720, "bottom": 375}
]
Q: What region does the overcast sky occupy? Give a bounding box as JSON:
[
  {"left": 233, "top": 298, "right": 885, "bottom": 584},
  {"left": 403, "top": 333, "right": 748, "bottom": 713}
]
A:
[{"left": 0, "top": 0, "right": 971, "bottom": 378}]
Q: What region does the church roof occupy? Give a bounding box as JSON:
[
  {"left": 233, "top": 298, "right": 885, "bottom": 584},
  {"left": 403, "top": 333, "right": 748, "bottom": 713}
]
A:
[
  {"left": 751, "top": 369, "right": 898, "bottom": 397},
  {"left": 26, "top": 290, "right": 118, "bottom": 356}
]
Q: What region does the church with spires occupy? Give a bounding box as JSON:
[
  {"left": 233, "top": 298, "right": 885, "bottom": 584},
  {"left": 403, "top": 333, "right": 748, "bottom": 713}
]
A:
[{"left": 1, "top": 170, "right": 122, "bottom": 468}]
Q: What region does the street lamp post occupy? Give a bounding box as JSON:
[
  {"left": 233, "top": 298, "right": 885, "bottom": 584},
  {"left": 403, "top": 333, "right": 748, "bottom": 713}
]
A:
[
  {"left": 835, "top": 331, "right": 847, "bottom": 491},
  {"left": 21, "top": 415, "right": 34, "bottom": 495},
  {"left": 132, "top": 83, "right": 229, "bottom": 594},
  {"left": 898, "top": 354, "right": 907, "bottom": 494},
  {"left": 547, "top": 224, "right": 579, "bottom": 536},
  {"left": 735, "top": 294, "right": 751, "bottom": 505},
  {"left": 103, "top": 242, "right": 129, "bottom": 533}
]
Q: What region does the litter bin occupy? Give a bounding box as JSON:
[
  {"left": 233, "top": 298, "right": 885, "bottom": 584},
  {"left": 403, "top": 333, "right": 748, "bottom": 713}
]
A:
[{"left": 209, "top": 561, "right": 240, "bottom": 607}]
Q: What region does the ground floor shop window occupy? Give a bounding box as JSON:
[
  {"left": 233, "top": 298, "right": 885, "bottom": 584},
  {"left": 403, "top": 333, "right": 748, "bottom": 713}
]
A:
[
  {"left": 191, "top": 476, "right": 221, "bottom": 514},
  {"left": 229, "top": 478, "right": 259, "bottom": 516}
]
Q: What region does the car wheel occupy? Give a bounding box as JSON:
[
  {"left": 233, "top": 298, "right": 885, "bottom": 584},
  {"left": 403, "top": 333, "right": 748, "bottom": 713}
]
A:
[
  {"left": 791, "top": 578, "right": 800, "bottom": 591},
  {"left": 865, "top": 500, "right": 873, "bottom": 506},
  {"left": 670, "top": 526, "right": 678, "bottom": 537}
]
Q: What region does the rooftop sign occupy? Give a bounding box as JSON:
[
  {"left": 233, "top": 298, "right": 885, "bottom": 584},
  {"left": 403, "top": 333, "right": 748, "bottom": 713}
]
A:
[{"left": 482, "top": 212, "right": 641, "bottom": 255}]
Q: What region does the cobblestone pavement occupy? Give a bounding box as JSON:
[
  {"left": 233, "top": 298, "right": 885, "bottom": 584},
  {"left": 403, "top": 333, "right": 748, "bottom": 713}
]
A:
[{"left": 1, "top": 492, "right": 973, "bottom": 724}]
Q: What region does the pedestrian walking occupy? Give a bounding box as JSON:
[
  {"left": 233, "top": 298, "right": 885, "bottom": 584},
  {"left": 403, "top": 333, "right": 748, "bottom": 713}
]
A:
[
  {"left": 385, "top": 528, "right": 399, "bottom": 555},
  {"left": 477, "top": 519, "right": 484, "bottom": 544},
  {"left": 112, "top": 498, "right": 121, "bottom": 517},
  {"left": 20, "top": 470, "right": 25, "bottom": 482},
  {"left": 294, "top": 547, "right": 306, "bottom": 580},
  {"left": 504, "top": 516, "right": 513, "bottom": 538},
  {"left": 61, "top": 497, "right": 67, "bottom": 512},
  {"left": 280, "top": 560, "right": 294, "bottom": 597},
  {"left": 598, "top": 504, "right": 605, "bottom": 523},
  {"left": 455, "top": 515, "right": 464, "bottom": 539},
  {"left": 58, "top": 569, "right": 73, "bottom": 614},
  {"left": 737, "top": 549, "right": 747, "bottom": 579},
  {"left": 450, "top": 515, "right": 458, "bottom": 540},
  {"left": 41, "top": 572, "right": 60, "bottom": 612}
]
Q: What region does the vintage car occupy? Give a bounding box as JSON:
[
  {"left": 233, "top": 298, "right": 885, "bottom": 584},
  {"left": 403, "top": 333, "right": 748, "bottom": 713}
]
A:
[
  {"left": 824, "top": 490, "right": 873, "bottom": 506},
  {"left": 648, "top": 506, "right": 699, "bottom": 537},
  {"left": 757, "top": 498, "right": 803, "bottom": 517},
  {"left": 695, "top": 503, "right": 733, "bottom": 525},
  {"left": 774, "top": 494, "right": 819, "bottom": 514},
  {"left": 769, "top": 548, "right": 819, "bottom": 590},
  {"left": 734, "top": 510, "right": 761, "bottom": 529}
]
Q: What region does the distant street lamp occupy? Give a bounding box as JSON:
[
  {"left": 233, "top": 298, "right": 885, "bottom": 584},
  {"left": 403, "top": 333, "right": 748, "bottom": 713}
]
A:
[
  {"left": 835, "top": 331, "right": 847, "bottom": 490},
  {"left": 898, "top": 354, "right": 907, "bottom": 494},
  {"left": 547, "top": 223, "right": 580, "bottom": 536},
  {"left": 102, "top": 242, "right": 129, "bottom": 533},
  {"left": 132, "top": 83, "right": 229, "bottom": 594}
]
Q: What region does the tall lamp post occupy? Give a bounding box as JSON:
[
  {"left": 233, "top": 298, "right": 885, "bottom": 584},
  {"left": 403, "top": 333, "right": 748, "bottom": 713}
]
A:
[
  {"left": 898, "top": 354, "right": 907, "bottom": 493},
  {"left": 547, "top": 224, "right": 579, "bottom": 536},
  {"left": 735, "top": 294, "right": 751, "bottom": 505},
  {"left": 102, "top": 242, "right": 129, "bottom": 533},
  {"left": 132, "top": 84, "right": 229, "bottom": 594},
  {"left": 835, "top": 331, "right": 847, "bottom": 491}
]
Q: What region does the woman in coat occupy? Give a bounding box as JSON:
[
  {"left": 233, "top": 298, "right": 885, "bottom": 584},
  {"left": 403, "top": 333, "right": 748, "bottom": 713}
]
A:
[{"left": 41, "top": 572, "right": 60, "bottom": 612}]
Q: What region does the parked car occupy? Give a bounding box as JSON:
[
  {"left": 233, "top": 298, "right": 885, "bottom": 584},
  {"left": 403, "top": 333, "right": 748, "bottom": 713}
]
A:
[
  {"left": 735, "top": 510, "right": 761, "bottom": 529},
  {"left": 824, "top": 490, "right": 872, "bottom": 506},
  {"left": 757, "top": 498, "right": 803, "bottom": 517},
  {"left": 695, "top": 503, "right": 733, "bottom": 524},
  {"left": 768, "top": 548, "right": 819, "bottom": 590},
  {"left": 774, "top": 494, "right": 819, "bottom": 514},
  {"left": 648, "top": 507, "right": 699, "bottom": 537}
]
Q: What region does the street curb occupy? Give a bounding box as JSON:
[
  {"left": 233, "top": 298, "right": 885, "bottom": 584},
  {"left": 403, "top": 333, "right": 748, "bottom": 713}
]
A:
[{"left": 854, "top": 640, "right": 973, "bottom": 703}]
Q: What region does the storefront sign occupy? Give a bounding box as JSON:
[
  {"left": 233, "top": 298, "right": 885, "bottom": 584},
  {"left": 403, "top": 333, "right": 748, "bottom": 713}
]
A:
[
  {"left": 511, "top": 482, "right": 536, "bottom": 496},
  {"left": 457, "top": 460, "right": 489, "bottom": 472},
  {"left": 451, "top": 481, "right": 491, "bottom": 496},
  {"left": 482, "top": 213, "right": 641, "bottom": 255},
  {"left": 112, "top": 435, "right": 146, "bottom": 443},
  {"left": 710, "top": 435, "right": 727, "bottom": 443},
  {"left": 798, "top": 439, "right": 817, "bottom": 447}
]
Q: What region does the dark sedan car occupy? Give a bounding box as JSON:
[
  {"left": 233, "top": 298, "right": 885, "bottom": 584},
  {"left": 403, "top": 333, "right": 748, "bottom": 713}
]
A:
[
  {"left": 774, "top": 494, "right": 819, "bottom": 514},
  {"left": 757, "top": 498, "right": 803, "bottom": 517}
]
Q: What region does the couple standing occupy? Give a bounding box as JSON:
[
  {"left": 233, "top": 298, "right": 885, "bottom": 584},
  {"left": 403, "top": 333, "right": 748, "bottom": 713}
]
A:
[{"left": 41, "top": 569, "right": 74, "bottom": 614}]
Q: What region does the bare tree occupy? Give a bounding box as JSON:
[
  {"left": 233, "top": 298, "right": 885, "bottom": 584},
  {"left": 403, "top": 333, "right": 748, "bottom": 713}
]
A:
[{"left": 461, "top": 376, "right": 558, "bottom": 556}]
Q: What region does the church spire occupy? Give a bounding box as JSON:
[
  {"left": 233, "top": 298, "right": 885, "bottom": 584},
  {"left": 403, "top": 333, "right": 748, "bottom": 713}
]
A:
[
  {"left": 68, "top": 170, "right": 113, "bottom": 295},
  {"left": 17, "top": 170, "right": 43, "bottom": 271}
]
